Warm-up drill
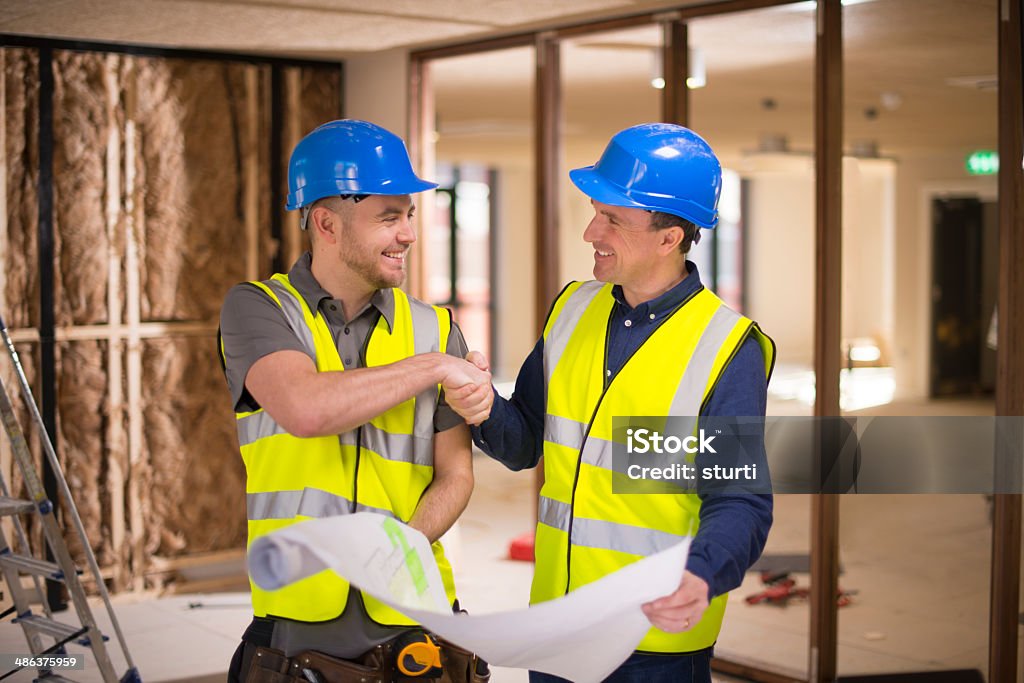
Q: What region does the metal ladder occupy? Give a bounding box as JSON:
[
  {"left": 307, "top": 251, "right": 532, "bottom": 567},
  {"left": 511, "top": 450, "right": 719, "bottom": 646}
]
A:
[{"left": 0, "top": 313, "right": 140, "bottom": 683}]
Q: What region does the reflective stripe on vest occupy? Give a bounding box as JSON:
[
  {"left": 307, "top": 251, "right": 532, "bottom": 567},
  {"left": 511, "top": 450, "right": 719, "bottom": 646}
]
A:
[
  {"left": 533, "top": 280, "right": 775, "bottom": 653},
  {"left": 246, "top": 489, "right": 398, "bottom": 521},
  {"left": 538, "top": 495, "right": 687, "bottom": 556},
  {"left": 237, "top": 417, "right": 433, "bottom": 466},
  {"left": 232, "top": 274, "right": 457, "bottom": 625}
]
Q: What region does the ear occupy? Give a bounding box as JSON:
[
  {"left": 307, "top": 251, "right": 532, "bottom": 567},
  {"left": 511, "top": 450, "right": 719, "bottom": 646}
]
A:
[
  {"left": 309, "top": 205, "right": 339, "bottom": 245},
  {"left": 658, "top": 226, "right": 684, "bottom": 255}
]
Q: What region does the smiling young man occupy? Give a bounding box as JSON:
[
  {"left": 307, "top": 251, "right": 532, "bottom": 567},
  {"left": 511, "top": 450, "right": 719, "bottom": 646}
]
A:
[
  {"left": 467, "top": 123, "right": 776, "bottom": 682},
  {"left": 221, "top": 119, "right": 493, "bottom": 683}
]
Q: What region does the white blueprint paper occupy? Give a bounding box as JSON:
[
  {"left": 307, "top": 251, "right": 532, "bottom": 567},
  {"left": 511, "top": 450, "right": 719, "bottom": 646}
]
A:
[{"left": 248, "top": 513, "right": 690, "bottom": 683}]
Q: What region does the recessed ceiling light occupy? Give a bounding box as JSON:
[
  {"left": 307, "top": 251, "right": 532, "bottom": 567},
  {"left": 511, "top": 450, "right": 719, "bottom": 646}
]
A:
[{"left": 784, "top": 0, "right": 877, "bottom": 11}]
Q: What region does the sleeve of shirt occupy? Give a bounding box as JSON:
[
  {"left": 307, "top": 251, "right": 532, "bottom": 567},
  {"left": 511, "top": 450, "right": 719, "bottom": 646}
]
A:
[
  {"left": 687, "top": 335, "right": 774, "bottom": 600},
  {"left": 434, "top": 319, "right": 469, "bottom": 433},
  {"left": 219, "top": 283, "right": 309, "bottom": 413},
  {"left": 470, "top": 337, "right": 546, "bottom": 471}
]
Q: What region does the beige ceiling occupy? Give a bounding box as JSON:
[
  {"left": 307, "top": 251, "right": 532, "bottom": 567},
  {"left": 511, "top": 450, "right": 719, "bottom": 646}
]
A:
[
  {"left": 2, "top": 0, "right": 1001, "bottom": 163},
  {"left": 0, "top": 0, "right": 705, "bottom": 58}
]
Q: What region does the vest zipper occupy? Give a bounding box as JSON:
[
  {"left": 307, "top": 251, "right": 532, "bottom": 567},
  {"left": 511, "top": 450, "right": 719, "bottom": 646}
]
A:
[
  {"left": 562, "top": 314, "right": 614, "bottom": 595},
  {"left": 351, "top": 313, "right": 381, "bottom": 515},
  {"left": 561, "top": 286, "right": 701, "bottom": 595},
  {"left": 352, "top": 426, "right": 362, "bottom": 514}
]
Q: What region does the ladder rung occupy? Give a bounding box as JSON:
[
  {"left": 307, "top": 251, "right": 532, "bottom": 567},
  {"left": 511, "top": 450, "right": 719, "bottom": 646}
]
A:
[
  {"left": 12, "top": 614, "right": 84, "bottom": 642},
  {"left": 0, "top": 495, "right": 35, "bottom": 516},
  {"left": 0, "top": 552, "right": 73, "bottom": 581}
]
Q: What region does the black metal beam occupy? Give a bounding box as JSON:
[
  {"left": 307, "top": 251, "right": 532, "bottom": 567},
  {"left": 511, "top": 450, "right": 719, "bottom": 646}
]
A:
[
  {"left": 36, "top": 46, "right": 65, "bottom": 613},
  {"left": 270, "top": 66, "right": 285, "bottom": 274},
  {"left": 0, "top": 33, "right": 340, "bottom": 68}
]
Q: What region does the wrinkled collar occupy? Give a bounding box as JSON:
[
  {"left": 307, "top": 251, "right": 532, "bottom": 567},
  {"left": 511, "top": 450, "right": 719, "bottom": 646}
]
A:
[
  {"left": 610, "top": 260, "right": 702, "bottom": 317},
  {"left": 287, "top": 252, "right": 396, "bottom": 330}
]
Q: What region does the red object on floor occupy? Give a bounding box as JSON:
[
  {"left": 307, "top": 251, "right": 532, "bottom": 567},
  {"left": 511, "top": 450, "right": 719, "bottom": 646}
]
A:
[
  {"left": 745, "top": 572, "right": 856, "bottom": 607},
  {"left": 508, "top": 531, "right": 535, "bottom": 562}
]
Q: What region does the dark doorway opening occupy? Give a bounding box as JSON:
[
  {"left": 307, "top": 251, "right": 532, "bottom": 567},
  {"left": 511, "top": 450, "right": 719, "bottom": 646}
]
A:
[{"left": 930, "top": 196, "right": 998, "bottom": 397}]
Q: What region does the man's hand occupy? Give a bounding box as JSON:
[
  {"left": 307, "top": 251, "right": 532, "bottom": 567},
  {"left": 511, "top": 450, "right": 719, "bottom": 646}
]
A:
[
  {"left": 641, "top": 570, "right": 710, "bottom": 632},
  {"left": 439, "top": 352, "right": 493, "bottom": 426},
  {"left": 464, "top": 350, "right": 489, "bottom": 373}
]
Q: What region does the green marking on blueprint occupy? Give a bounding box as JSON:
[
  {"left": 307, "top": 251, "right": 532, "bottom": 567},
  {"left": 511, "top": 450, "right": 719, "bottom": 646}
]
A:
[{"left": 382, "top": 517, "right": 429, "bottom": 595}]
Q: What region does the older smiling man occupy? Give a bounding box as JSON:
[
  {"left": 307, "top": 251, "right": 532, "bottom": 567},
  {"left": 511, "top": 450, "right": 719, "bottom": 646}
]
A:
[{"left": 467, "top": 123, "right": 776, "bottom": 683}]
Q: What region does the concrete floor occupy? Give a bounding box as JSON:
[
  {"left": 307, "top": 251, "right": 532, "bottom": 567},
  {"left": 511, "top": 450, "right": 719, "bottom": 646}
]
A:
[{"left": 0, "top": 395, "right": 1009, "bottom": 682}]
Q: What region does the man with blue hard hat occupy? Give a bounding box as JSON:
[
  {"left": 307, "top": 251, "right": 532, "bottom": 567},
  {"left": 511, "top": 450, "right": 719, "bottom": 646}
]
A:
[
  {"left": 468, "top": 123, "right": 776, "bottom": 682},
  {"left": 221, "top": 119, "right": 493, "bottom": 683}
]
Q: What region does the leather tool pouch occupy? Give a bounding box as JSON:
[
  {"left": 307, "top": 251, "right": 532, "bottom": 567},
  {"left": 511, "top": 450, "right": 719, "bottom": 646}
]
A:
[
  {"left": 295, "top": 648, "right": 388, "bottom": 683},
  {"left": 245, "top": 646, "right": 387, "bottom": 683},
  {"left": 435, "top": 637, "right": 491, "bottom": 683},
  {"left": 245, "top": 636, "right": 490, "bottom": 683},
  {"left": 244, "top": 647, "right": 297, "bottom": 683}
]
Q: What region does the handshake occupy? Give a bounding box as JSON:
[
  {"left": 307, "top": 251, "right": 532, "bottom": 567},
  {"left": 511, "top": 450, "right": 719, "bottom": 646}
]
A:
[{"left": 436, "top": 350, "right": 493, "bottom": 426}]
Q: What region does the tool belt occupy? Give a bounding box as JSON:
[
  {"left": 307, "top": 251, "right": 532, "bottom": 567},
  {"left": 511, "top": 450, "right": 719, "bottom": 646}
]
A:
[{"left": 244, "top": 632, "right": 490, "bottom": 683}]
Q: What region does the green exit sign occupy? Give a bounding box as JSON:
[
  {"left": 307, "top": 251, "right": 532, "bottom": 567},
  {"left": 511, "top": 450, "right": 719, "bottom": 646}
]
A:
[{"left": 966, "top": 150, "right": 999, "bottom": 175}]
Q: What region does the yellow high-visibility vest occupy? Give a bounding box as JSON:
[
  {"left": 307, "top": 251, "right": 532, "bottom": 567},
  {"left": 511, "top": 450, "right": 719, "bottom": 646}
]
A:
[
  {"left": 532, "top": 280, "right": 775, "bottom": 653},
  {"left": 230, "top": 273, "right": 458, "bottom": 624}
]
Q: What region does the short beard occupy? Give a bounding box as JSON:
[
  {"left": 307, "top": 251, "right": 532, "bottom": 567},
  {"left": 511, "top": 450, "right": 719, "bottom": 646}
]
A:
[{"left": 338, "top": 224, "right": 405, "bottom": 290}]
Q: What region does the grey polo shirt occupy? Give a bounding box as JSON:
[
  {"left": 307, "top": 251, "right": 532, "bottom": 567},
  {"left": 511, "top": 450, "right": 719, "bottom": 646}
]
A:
[
  {"left": 219, "top": 252, "right": 468, "bottom": 657},
  {"left": 220, "top": 252, "right": 467, "bottom": 430}
]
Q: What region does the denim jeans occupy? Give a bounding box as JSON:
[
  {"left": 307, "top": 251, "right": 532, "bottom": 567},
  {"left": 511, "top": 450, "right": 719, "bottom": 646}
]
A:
[{"left": 528, "top": 649, "right": 712, "bottom": 683}]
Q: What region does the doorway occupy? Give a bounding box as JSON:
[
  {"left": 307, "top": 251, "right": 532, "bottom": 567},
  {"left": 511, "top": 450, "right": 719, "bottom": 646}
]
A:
[
  {"left": 428, "top": 163, "right": 497, "bottom": 365},
  {"left": 929, "top": 195, "right": 998, "bottom": 397}
]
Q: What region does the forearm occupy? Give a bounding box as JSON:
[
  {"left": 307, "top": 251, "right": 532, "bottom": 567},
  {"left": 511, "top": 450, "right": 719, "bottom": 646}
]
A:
[
  {"left": 410, "top": 467, "right": 474, "bottom": 544},
  {"left": 307, "top": 356, "right": 446, "bottom": 435},
  {"left": 407, "top": 469, "right": 474, "bottom": 543},
  {"left": 689, "top": 336, "right": 772, "bottom": 598},
  {"left": 472, "top": 392, "right": 543, "bottom": 471},
  {"left": 408, "top": 424, "right": 475, "bottom": 543},
  {"left": 251, "top": 351, "right": 447, "bottom": 438},
  {"left": 471, "top": 339, "right": 546, "bottom": 470},
  {"left": 687, "top": 493, "right": 773, "bottom": 599}
]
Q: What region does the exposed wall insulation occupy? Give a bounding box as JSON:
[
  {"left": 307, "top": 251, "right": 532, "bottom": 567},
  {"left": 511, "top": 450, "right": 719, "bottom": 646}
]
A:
[
  {"left": 142, "top": 337, "right": 241, "bottom": 553},
  {"left": 53, "top": 51, "right": 110, "bottom": 327},
  {"left": 1, "top": 49, "right": 44, "bottom": 593},
  {"left": 1, "top": 45, "right": 342, "bottom": 594},
  {"left": 301, "top": 66, "right": 343, "bottom": 143},
  {"left": 131, "top": 57, "right": 255, "bottom": 572},
  {"left": 55, "top": 340, "right": 107, "bottom": 563},
  {"left": 134, "top": 58, "right": 253, "bottom": 321},
  {"left": 279, "top": 64, "right": 343, "bottom": 270},
  {"left": 3, "top": 48, "right": 39, "bottom": 329},
  {"left": 51, "top": 51, "right": 116, "bottom": 575}
]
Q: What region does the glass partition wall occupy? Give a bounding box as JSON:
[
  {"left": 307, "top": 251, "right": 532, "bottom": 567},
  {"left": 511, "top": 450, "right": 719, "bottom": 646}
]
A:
[
  {"left": 410, "top": 0, "right": 1022, "bottom": 679},
  {"left": 688, "top": 5, "right": 816, "bottom": 677},
  {"left": 428, "top": 47, "right": 535, "bottom": 381},
  {"left": 838, "top": 0, "right": 998, "bottom": 677},
  {"left": 560, "top": 26, "right": 661, "bottom": 283}
]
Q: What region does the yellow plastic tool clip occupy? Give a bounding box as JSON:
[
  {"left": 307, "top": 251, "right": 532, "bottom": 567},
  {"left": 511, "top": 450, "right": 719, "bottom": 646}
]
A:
[{"left": 395, "top": 632, "right": 443, "bottom": 678}]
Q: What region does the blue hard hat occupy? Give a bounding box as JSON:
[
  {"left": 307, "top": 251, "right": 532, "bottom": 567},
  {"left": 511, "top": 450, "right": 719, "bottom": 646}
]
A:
[
  {"left": 286, "top": 119, "right": 437, "bottom": 210},
  {"left": 569, "top": 123, "right": 722, "bottom": 228}
]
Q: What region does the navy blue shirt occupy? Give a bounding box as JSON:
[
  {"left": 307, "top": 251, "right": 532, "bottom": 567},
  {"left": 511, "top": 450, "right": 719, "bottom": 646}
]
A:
[{"left": 472, "top": 261, "right": 772, "bottom": 600}]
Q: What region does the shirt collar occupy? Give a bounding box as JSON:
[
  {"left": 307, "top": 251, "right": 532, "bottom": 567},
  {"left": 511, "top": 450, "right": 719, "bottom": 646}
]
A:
[
  {"left": 287, "top": 252, "right": 397, "bottom": 331},
  {"left": 610, "top": 260, "right": 703, "bottom": 317}
]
